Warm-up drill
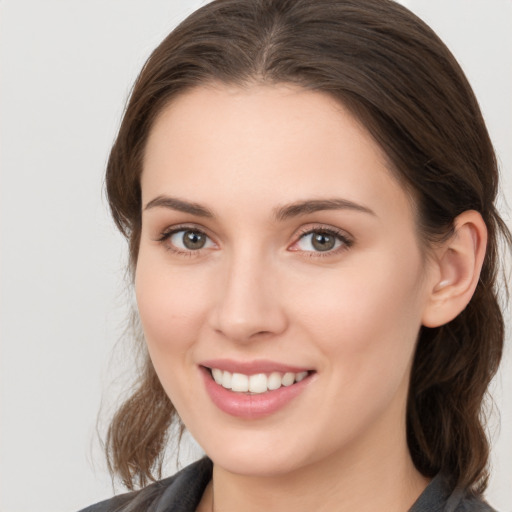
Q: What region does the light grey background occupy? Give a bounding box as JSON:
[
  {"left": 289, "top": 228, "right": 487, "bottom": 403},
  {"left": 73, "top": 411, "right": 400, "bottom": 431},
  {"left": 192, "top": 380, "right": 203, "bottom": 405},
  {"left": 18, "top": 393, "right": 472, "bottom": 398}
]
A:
[{"left": 1, "top": 1, "right": 510, "bottom": 511}]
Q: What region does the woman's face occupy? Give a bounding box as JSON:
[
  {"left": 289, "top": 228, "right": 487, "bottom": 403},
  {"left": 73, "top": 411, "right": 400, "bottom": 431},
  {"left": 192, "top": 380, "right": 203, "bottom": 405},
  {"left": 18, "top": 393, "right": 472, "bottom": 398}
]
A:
[{"left": 136, "top": 84, "right": 436, "bottom": 477}]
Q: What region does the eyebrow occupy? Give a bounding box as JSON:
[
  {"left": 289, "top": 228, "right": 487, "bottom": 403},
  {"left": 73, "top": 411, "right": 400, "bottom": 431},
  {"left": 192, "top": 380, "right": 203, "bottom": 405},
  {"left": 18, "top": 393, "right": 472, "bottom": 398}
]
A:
[
  {"left": 144, "top": 195, "right": 375, "bottom": 220},
  {"left": 273, "top": 198, "right": 376, "bottom": 221},
  {"left": 144, "top": 196, "right": 214, "bottom": 217}
]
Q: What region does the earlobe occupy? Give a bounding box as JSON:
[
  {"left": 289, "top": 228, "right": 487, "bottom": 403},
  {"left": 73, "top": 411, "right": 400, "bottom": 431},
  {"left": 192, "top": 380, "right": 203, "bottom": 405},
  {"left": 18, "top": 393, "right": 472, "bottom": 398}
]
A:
[{"left": 422, "top": 210, "right": 487, "bottom": 328}]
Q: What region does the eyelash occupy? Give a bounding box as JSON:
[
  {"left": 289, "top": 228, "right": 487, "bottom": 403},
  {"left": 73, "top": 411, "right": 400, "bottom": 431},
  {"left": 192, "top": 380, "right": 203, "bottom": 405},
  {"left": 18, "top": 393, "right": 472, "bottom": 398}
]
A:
[
  {"left": 292, "top": 226, "right": 354, "bottom": 258},
  {"left": 156, "top": 224, "right": 353, "bottom": 258}
]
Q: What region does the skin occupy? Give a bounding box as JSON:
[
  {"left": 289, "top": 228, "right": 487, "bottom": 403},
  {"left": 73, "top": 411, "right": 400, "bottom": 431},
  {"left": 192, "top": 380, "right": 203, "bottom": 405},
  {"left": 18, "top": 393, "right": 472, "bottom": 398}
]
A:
[{"left": 135, "top": 83, "right": 486, "bottom": 512}]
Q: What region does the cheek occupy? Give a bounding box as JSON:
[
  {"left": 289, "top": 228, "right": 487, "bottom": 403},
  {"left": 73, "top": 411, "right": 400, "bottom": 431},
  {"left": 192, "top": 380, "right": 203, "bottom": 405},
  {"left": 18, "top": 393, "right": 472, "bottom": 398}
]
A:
[
  {"left": 295, "top": 248, "right": 426, "bottom": 381},
  {"left": 292, "top": 251, "right": 426, "bottom": 447},
  {"left": 134, "top": 256, "right": 219, "bottom": 419},
  {"left": 134, "top": 252, "right": 213, "bottom": 362}
]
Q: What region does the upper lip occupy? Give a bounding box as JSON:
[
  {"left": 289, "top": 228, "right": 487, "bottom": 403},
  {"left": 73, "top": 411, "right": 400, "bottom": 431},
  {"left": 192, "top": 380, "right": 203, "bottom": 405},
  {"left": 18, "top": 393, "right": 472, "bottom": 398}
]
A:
[{"left": 200, "top": 359, "right": 313, "bottom": 375}]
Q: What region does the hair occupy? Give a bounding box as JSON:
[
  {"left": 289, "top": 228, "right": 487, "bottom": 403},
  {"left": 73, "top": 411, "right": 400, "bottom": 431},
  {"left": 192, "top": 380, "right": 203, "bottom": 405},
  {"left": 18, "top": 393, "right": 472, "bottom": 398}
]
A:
[{"left": 104, "top": 0, "right": 511, "bottom": 494}]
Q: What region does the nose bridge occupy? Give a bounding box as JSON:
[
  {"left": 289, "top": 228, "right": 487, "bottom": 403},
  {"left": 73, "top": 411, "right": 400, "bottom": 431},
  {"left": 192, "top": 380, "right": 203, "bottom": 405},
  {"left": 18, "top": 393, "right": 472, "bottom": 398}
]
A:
[{"left": 210, "top": 243, "right": 287, "bottom": 342}]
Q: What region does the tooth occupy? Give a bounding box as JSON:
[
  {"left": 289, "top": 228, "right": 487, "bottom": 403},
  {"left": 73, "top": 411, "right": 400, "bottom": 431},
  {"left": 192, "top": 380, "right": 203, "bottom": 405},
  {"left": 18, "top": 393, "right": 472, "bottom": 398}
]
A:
[
  {"left": 295, "top": 371, "right": 308, "bottom": 382},
  {"left": 214, "top": 368, "right": 309, "bottom": 393},
  {"left": 212, "top": 368, "right": 223, "bottom": 384},
  {"left": 249, "top": 373, "right": 268, "bottom": 393},
  {"left": 282, "top": 372, "right": 295, "bottom": 386},
  {"left": 268, "top": 372, "right": 283, "bottom": 390},
  {"left": 221, "top": 371, "right": 232, "bottom": 389},
  {"left": 231, "top": 373, "right": 249, "bottom": 392}
]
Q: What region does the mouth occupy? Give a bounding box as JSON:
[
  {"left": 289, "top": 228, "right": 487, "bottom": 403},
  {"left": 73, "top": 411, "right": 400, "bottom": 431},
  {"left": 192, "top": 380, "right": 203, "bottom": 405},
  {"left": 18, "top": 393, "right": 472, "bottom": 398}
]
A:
[
  {"left": 199, "top": 359, "right": 316, "bottom": 418},
  {"left": 205, "top": 367, "right": 312, "bottom": 394}
]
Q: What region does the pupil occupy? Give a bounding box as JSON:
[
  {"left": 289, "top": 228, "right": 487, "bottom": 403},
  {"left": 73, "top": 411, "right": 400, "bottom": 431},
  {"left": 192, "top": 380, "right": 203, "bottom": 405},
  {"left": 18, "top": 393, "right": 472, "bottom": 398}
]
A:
[
  {"left": 312, "top": 232, "right": 335, "bottom": 251},
  {"left": 183, "top": 231, "right": 206, "bottom": 250}
]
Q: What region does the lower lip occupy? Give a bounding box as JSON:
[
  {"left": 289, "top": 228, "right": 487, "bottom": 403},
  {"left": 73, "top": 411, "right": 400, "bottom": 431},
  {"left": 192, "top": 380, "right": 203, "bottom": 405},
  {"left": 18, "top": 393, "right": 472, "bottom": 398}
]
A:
[{"left": 200, "top": 367, "right": 313, "bottom": 419}]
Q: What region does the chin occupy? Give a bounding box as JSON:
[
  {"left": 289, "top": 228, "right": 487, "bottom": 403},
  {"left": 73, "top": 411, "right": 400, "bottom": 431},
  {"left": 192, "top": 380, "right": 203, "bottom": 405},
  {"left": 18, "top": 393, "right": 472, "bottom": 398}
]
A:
[
  {"left": 192, "top": 426, "right": 323, "bottom": 478},
  {"left": 211, "top": 450, "right": 305, "bottom": 478}
]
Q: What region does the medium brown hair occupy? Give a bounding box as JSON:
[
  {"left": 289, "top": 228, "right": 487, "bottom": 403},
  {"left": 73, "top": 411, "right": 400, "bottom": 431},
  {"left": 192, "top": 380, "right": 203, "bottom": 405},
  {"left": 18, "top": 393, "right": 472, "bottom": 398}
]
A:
[{"left": 104, "top": 0, "right": 511, "bottom": 493}]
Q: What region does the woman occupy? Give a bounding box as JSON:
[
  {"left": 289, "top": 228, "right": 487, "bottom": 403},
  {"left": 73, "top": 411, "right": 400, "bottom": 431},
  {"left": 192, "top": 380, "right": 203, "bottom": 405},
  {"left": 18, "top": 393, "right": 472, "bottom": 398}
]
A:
[{"left": 80, "top": 0, "right": 510, "bottom": 510}]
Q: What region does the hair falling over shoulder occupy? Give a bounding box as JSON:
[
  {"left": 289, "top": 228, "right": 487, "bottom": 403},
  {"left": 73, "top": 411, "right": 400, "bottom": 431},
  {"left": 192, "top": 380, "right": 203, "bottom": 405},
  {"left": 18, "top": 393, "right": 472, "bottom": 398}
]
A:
[{"left": 104, "top": 0, "right": 511, "bottom": 493}]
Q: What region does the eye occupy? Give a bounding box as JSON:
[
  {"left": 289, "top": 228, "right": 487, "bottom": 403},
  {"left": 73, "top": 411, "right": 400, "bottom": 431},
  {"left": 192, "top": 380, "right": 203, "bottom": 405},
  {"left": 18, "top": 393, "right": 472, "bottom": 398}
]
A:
[
  {"left": 291, "top": 228, "right": 352, "bottom": 254},
  {"left": 161, "top": 228, "right": 216, "bottom": 253}
]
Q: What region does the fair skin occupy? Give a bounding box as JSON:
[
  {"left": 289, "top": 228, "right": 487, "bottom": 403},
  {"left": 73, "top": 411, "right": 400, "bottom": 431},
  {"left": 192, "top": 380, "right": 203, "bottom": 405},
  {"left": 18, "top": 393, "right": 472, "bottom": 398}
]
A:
[{"left": 135, "top": 83, "right": 487, "bottom": 512}]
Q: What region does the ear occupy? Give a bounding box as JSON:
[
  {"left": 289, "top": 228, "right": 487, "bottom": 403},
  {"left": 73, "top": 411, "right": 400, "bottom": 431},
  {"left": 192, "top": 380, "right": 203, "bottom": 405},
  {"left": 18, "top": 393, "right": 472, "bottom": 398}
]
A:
[{"left": 422, "top": 210, "right": 487, "bottom": 328}]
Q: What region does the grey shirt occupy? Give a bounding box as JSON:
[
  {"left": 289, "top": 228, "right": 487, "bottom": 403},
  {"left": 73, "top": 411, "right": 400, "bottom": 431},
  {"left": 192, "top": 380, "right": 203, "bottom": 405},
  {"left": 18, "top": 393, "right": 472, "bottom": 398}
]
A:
[{"left": 78, "top": 457, "right": 497, "bottom": 512}]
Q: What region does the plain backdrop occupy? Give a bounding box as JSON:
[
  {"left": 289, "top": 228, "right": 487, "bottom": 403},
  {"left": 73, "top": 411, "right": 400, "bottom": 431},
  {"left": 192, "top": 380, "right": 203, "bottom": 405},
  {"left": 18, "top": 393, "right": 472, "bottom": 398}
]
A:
[{"left": 1, "top": 1, "right": 510, "bottom": 511}]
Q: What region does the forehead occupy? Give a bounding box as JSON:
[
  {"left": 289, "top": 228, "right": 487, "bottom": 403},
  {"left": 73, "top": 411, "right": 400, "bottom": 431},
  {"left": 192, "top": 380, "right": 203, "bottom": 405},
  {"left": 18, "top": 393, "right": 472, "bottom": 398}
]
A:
[{"left": 141, "top": 83, "right": 414, "bottom": 225}]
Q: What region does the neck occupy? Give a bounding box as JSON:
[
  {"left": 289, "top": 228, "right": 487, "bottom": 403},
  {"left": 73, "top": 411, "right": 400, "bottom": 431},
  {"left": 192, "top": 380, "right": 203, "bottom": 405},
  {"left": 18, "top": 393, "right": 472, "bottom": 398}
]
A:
[{"left": 205, "top": 432, "right": 428, "bottom": 512}]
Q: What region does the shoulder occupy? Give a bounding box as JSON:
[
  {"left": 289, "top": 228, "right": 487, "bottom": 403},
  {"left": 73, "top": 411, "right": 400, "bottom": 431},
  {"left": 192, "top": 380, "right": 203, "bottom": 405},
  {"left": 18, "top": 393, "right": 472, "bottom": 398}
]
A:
[
  {"left": 453, "top": 495, "right": 497, "bottom": 512},
  {"left": 409, "top": 473, "right": 498, "bottom": 512},
  {"left": 77, "top": 457, "right": 213, "bottom": 512}
]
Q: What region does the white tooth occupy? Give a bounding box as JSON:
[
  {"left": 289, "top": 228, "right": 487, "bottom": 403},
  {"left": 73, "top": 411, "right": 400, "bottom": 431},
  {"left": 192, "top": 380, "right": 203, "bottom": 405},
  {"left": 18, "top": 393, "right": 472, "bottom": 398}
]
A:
[
  {"left": 221, "top": 370, "right": 232, "bottom": 389},
  {"left": 231, "top": 373, "right": 249, "bottom": 392},
  {"left": 249, "top": 373, "right": 268, "bottom": 394},
  {"left": 212, "top": 368, "right": 223, "bottom": 384},
  {"left": 295, "top": 371, "right": 308, "bottom": 382},
  {"left": 268, "top": 372, "right": 283, "bottom": 390},
  {"left": 282, "top": 372, "right": 295, "bottom": 386}
]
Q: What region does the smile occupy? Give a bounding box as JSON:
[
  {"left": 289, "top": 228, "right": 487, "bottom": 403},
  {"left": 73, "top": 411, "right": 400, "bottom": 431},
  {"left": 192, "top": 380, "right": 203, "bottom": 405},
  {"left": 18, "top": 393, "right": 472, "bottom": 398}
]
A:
[
  {"left": 210, "top": 368, "right": 309, "bottom": 394},
  {"left": 200, "top": 362, "right": 315, "bottom": 418}
]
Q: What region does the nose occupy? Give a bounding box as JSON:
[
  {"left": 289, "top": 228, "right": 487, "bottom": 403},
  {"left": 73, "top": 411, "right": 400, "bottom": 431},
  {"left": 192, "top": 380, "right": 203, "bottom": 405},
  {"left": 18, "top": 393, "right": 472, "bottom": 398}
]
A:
[{"left": 208, "top": 251, "right": 288, "bottom": 343}]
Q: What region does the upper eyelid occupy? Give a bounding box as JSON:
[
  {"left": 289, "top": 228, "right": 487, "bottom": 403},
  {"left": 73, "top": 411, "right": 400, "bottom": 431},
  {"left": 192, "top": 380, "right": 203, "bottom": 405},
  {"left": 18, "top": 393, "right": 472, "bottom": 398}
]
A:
[
  {"left": 157, "top": 223, "right": 213, "bottom": 240},
  {"left": 293, "top": 224, "right": 353, "bottom": 241}
]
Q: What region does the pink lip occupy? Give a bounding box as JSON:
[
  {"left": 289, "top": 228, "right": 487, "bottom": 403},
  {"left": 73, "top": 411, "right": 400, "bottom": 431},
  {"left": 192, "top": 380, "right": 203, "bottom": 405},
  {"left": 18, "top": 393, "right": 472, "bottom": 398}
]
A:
[
  {"left": 200, "top": 358, "right": 311, "bottom": 375},
  {"left": 199, "top": 364, "right": 314, "bottom": 419}
]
